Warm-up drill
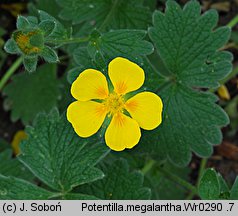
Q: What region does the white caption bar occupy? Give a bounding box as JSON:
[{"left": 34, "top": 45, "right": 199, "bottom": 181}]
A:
[{"left": 0, "top": 201, "right": 238, "bottom": 216}]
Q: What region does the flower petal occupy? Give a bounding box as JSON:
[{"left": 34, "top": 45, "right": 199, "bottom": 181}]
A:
[
  {"left": 71, "top": 69, "right": 109, "bottom": 101},
  {"left": 108, "top": 57, "right": 145, "bottom": 95},
  {"left": 105, "top": 113, "right": 141, "bottom": 151},
  {"left": 125, "top": 92, "right": 163, "bottom": 130},
  {"left": 67, "top": 101, "right": 107, "bottom": 137}
]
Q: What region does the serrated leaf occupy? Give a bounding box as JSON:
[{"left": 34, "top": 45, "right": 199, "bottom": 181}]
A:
[
  {"left": 149, "top": 0, "right": 232, "bottom": 88},
  {"left": 57, "top": 0, "right": 151, "bottom": 30},
  {"left": 230, "top": 177, "right": 238, "bottom": 199},
  {"left": 72, "top": 30, "right": 154, "bottom": 78},
  {"left": 147, "top": 0, "right": 232, "bottom": 166},
  {"left": 23, "top": 56, "right": 38, "bottom": 72},
  {"left": 4, "top": 39, "right": 20, "bottom": 54},
  {"left": 19, "top": 109, "right": 110, "bottom": 192},
  {"left": 198, "top": 169, "right": 220, "bottom": 200},
  {"left": 78, "top": 159, "right": 151, "bottom": 200},
  {"left": 94, "top": 29, "right": 154, "bottom": 61},
  {"left": 0, "top": 150, "right": 34, "bottom": 181},
  {"left": 3, "top": 64, "right": 60, "bottom": 124},
  {"left": 0, "top": 175, "right": 57, "bottom": 200},
  {"left": 40, "top": 46, "right": 58, "bottom": 63}
]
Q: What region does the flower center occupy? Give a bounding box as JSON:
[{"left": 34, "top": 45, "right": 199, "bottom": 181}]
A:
[
  {"left": 13, "top": 31, "right": 41, "bottom": 55},
  {"left": 103, "top": 93, "right": 125, "bottom": 115}
]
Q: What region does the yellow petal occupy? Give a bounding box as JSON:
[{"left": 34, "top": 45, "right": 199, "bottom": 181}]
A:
[
  {"left": 67, "top": 101, "right": 107, "bottom": 137},
  {"left": 11, "top": 130, "right": 28, "bottom": 155},
  {"left": 108, "top": 57, "right": 145, "bottom": 95},
  {"left": 125, "top": 92, "right": 163, "bottom": 130},
  {"left": 105, "top": 113, "right": 141, "bottom": 151},
  {"left": 217, "top": 84, "right": 230, "bottom": 100},
  {"left": 71, "top": 69, "right": 109, "bottom": 101}
]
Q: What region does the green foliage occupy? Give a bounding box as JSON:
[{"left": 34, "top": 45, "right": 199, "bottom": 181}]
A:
[
  {"left": 0, "top": 109, "right": 110, "bottom": 200},
  {"left": 145, "top": 163, "right": 191, "bottom": 199},
  {"left": 198, "top": 169, "right": 238, "bottom": 200},
  {"left": 19, "top": 109, "right": 110, "bottom": 192},
  {"left": 198, "top": 168, "right": 220, "bottom": 199},
  {"left": 0, "top": 175, "right": 58, "bottom": 200},
  {"left": 78, "top": 159, "right": 151, "bottom": 200},
  {"left": 147, "top": 0, "right": 232, "bottom": 166},
  {"left": 57, "top": 0, "right": 151, "bottom": 30},
  {"left": 3, "top": 64, "right": 60, "bottom": 125},
  {"left": 1, "top": 0, "right": 237, "bottom": 201},
  {"left": 0, "top": 138, "right": 9, "bottom": 152},
  {"left": 0, "top": 150, "right": 34, "bottom": 181}
]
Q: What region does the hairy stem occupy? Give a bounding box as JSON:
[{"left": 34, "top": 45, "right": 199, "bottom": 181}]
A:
[
  {"left": 45, "top": 36, "right": 90, "bottom": 45},
  {"left": 220, "top": 66, "right": 238, "bottom": 85},
  {"left": 158, "top": 165, "right": 198, "bottom": 195},
  {"left": 186, "top": 158, "right": 207, "bottom": 199},
  {"left": 141, "top": 160, "right": 156, "bottom": 175},
  {"left": 227, "top": 15, "right": 238, "bottom": 28},
  {"left": 0, "top": 57, "right": 23, "bottom": 91}
]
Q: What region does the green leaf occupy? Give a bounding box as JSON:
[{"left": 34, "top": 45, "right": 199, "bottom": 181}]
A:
[
  {"left": 40, "top": 46, "right": 59, "bottom": 63},
  {"left": 92, "top": 30, "right": 153, "bottom": 61},
  {"left": 78, "top": 159, "right": 151, "bottom": 200},
  {"left": 72, "top": 30, "right": 154, "bottom": 78},
  {"left": 16, "top": 15, "right": 30, "bottom": 30},
  {"left": 19, "top": 109, "right": 110, "bottom": 192},
  {"left": 0, "top": 150, "right": 34, "bottom": 181},
  {"left": 149, "top": 0, "right": 232, "bottom": 88},
  {"left": 198, "top": 168, "right": 220, "bottom": 200},
  {"left": 217, "top": 173, "right": 230, "bottom": 199},
  {"left": 0, "top": 175, "right": 57, "bottom": 200},
  {"left": 38, "top": 20, "right": 55, "bottom": 37},
  {"left": 62, "top": 193, "right": 98, "bottom": 200},
  {"left": 57, "top": 0, "right": 151, "bottom": 30},
  {"left": 145, "top": 162, "right": 191, "bottom": 200},
  {"left": 3, "top": 64, "right": 60, "bottom": 124},
  {"left": 230, "top": 177, "right": 238, "bottom": 199},
  {"left": 0, "top": 138, "right": 9, "bottom": 152},
  {"left": 23, "top": 56, "right": 38, "bottom": 72},
  {"left": 38, "top": 10, "right": 69, "bottom": 41},
  {"left": 4, "top": 39, "right": 20, "bottom": 54},
  {"left": 147, "top": 0, "right": 232, "bottom": 166}
]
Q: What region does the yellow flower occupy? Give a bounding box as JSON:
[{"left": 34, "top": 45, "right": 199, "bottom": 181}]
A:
[
  {"left": 67, "top": 57, "right": 163, "bottom": 151},
  {"left": 13, "top": 31, "right": 41, "bottom": 55}
]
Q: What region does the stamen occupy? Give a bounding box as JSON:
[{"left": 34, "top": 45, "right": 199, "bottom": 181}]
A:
[{"left": 103, "top": 93, "right": 125, "bottom": 116}]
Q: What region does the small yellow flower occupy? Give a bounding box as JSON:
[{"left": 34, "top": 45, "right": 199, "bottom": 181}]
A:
[
  {"left": 13, "top": 31, "right": 41, "bottom": 55},
  {"left": 67, "top": 57, "right": 163, "bottom": 151}
]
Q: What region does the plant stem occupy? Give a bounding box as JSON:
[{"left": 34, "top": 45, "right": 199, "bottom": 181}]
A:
[
  {"left": 45, "top": 36, "right": 90, "bottom": 45},
  {"left": 220, "top": 66, "right": 238, "bottom": 85},
  {"left": 141, "top": 159, "right": 156, "bottom": 175},
  {"left": 0, "top": 57, "right": 23, "bottom": 91},
  {"left": 159, "top": 165, "right": 198, "bottom": 195},
  {"left": 227, "top": 15, "right": 238, "bottom": 28},
  {"left": 186, "top": 158, "right": 207, "bottom": 200}
]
